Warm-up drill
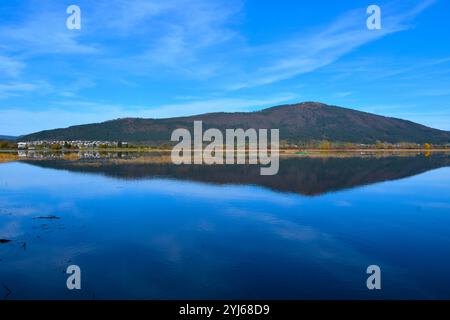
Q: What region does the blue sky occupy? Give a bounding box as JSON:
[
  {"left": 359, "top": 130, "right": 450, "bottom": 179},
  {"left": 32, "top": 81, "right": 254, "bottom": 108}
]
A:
[{"left": 0, "top": 0, "right": 449, "bottom": 135}]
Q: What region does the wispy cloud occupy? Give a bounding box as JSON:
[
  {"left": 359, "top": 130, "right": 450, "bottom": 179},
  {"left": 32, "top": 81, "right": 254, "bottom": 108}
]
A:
[
  {"left": 144, "top": 93, "right": 299, "bottom": 118},
  {"left": 0, "top": 81, "right": 52, "bottom": 99},
  {"left": 335, "top": 91, "right": 353, "bottom": 98},
  {"left": 224, "top": 0, "right": 436, "bottom": 90},
  {"left": 96, "top": 0, "right": 243, "bottom": 79},
  {"left": 0, "top": 0, "right": 436, "bottom": 85},
  {"left": 0, "top": 3, "right": 99, "bottom": 56},
  {"left": 0, "top": 0, "right": 445, "bottom": 133},
  {"left": 0, "top": 55, "right": 25, "bottom": 78},
  {"left": 87, "top": 0, "right": 437, "bottom": 88},
  {"left": 58, "top": 76, "right": 96, "bottom": 98}
]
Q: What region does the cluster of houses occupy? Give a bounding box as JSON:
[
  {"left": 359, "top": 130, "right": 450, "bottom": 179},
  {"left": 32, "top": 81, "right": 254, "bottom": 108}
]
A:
[
  {"left": 17, "top": 150, "right": 136, "bottom": 159},
  {"left": 17, "top": 140, "right": 128, "bottom": 149}
]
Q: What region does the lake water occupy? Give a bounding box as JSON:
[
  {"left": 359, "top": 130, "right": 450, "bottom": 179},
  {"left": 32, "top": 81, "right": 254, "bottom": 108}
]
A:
[{"left": 1, "top": 153, "right": 450, "bottom": 299}]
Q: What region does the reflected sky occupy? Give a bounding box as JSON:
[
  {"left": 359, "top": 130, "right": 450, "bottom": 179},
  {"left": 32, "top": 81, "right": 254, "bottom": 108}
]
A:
[{"left": 1, "top": 160, "right": 450, "bottom": 299}]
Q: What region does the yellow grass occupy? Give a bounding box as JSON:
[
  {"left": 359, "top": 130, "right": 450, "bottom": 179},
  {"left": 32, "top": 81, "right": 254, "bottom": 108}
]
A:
[
  {"left": 0, "top": 153, "right": 19, "bottom": 163},
  {"left": 63, "top": 153, "right": 81, "bottom": 161},
  {"left": 0, "top": 148, "right": 448, "bottom": 164}
]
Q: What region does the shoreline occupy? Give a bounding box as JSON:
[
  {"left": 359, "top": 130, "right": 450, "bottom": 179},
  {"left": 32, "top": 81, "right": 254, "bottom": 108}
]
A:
[
  {"left": 1, "top": 148, "right": 449, "bottom": 153},
  {"left": 1, "top": 148, "right": 449, "bottom": 164}
]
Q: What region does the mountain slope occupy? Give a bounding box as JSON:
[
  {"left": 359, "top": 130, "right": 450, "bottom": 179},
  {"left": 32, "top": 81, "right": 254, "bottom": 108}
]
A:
[
  {"left": 24, "top": 154, "right": 450, "bottom": 195},
  {"left": 20, "top": 102, "right": 450, "bottom": 144},
  {"left": 0, "top": 135, "right": 17, "bottom": 141}
]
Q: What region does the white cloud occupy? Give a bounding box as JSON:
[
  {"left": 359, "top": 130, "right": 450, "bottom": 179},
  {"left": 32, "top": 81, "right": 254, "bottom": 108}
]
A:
[
  {"left": 0, "top": 81, "right": 52, "bottom": 99},
  {"left": 58, "top": 77, "right": 96, "bottom": 97},
  {"left": 0, "top": 0, "right": 435, "bottom": 86},
  {"left": 97, "top": 0, "right": 243, "bottom": 79},
  {"left": 224, "top": 1, "right": 436, "bottom": 90},
  {"left": 92, "top": 0, "right": 173, "bottom": 32},
  {"left": 335, "top": 91, "right": 353, "bottom": 98},
  {"left": 0, "top": 0, "right": 443, "bottom": 134},
  {"left": 0, "top": 4, "right": 99, "bottom": 56},
  {"left": 143, "top": 93, "right": 299, "bottom": 118},
  {"left": 0, "top": 55, "right": 25, "bottom": 78}
]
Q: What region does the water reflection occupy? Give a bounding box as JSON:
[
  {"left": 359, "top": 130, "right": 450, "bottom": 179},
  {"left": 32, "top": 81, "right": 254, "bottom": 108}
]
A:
[
  {"left": 0, "top": 153, "right": 449, "bottom": 299},
  {"left": 22, "top": 152, "right": 450, "bottom": 195}
]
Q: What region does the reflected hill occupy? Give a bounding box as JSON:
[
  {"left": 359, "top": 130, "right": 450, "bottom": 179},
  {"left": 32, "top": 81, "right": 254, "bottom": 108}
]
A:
[{"left": 23, "top": 153, "right": 450, "bottom": 196}]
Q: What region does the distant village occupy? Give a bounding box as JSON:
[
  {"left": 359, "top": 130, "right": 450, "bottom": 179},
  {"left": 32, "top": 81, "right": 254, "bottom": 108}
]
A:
[
  {"left": 17, "top": 140, "right": 129, "bottom": 149},
  {"left": 7, "top": 139, "right": 450, "bottom": 151}
]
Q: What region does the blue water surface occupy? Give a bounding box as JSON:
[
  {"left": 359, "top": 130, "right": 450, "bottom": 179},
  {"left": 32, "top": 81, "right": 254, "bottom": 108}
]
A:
[{"left": 0, "top": 159, "right": 449, "bottom": 299}]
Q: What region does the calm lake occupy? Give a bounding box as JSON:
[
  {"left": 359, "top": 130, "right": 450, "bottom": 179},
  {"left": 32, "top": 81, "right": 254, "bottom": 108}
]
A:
[{"left": 1, "top": 153, "right": 450, "bottom": 299}]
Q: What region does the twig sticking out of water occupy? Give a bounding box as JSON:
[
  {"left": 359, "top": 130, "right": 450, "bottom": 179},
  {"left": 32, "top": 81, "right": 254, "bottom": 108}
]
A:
[{"left": 33, "top": 215, "right": 61, "bottom": 220}]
